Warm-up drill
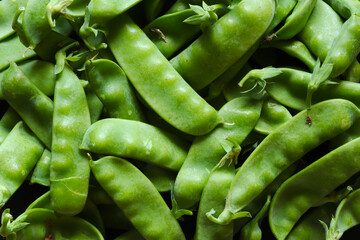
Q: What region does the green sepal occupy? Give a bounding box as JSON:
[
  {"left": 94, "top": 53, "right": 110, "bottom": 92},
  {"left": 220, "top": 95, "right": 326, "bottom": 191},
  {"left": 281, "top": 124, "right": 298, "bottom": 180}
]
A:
[
  {"left": 218, "top": 137, "right": 241, "bottom": 167},
  {"left": 239, "top": 67, "right": 283, "bottom": 94},
  {"left": 170, "top": 183, "right": 193, "bottom": 220},
  {"left": 12, "top": 7, "right": 32, "bottom": 50},
  {"left": 46, "top": 0, "right": 74, "bottom": 28},
  {"left": 54, "top": 41, "right": 80, "bottom": 74},
  {"left": 0, "top": 209, "right": 29, "bottom": 238},
  {"left": 206, "top": 207, "right": 251, "bottom": 225}
]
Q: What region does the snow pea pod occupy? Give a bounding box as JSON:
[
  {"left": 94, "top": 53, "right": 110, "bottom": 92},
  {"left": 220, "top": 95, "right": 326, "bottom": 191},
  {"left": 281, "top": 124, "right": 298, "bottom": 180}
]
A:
[
  {"left": 50, "top": 65, "right": 91, "bottom": 216},
  {"left": 208, "top": 99, "right": 360, "bottom": 225},
  {"left": 0, "top": 0, "right": 28, "bottom": 41},
  {"left": 30, "top": 149, "right": 51, "bottom": 187},
  {"left": 0, "top": 108, "right": 20, "bottom": 145},
  {"left": 86, "top": 59, "right": 145, "bottom": 121},
  {"left": 90, "top": 156, "right": 186, "bottom": 240},
  {"left": 105, "top": 13, "right": 222, "bottom": 136},
  {"left": 0, "top": 121, "right": 44, "bottom": 208},
  {"left": 2, "top": 62, "right": 53, "bottom": 149},
  {"left": 80, "top": 118, "right": 189, "bottom": 170},
  {"left": 174, "top": 97, "right": 263, "bottom": 209},
  {"left": 170, "top": 0, "right": 275, "bottom": 90},
  {"left": 269, "top": 137, "right": 360, "bottom": 240},
  {"left": 323, "top": 0, "right": 360, "bottom": 19},
  {"left": 267, "top": 0, "right": 297, "bottom": 33}
]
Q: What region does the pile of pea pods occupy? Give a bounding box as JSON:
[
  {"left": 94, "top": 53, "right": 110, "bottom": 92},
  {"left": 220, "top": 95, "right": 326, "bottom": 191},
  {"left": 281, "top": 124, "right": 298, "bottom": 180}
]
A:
[{"left": 3, "top": 0, "right": 360, "bottom": 239}]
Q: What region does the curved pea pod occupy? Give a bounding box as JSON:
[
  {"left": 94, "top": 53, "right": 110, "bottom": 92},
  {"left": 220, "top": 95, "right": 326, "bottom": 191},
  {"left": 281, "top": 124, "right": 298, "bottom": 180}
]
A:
[
  {"left": 2, "top": 62, "right": 53, "bottom": 149},
  {"left": 85, "top": 59, "right": 145, "bottom": 121},
  {"left": 323, "top": 0, "right": 360, "bottom": 19},
  {"left": 269, "top": 137, "right": 360, "bottom": 239},
  {"left": 50, "top": 65, "right": 91, "bottom": 216},
  {"left": 0, "top": 108, "right": 20, "bottom": 145},
  {"left": 90, "top": 156, "right": 186, "bottom": 240},
  {"left": 0, "top": 0, "right": 28, "bottom": 41},
  {"left": 0, "top": 121, "right": 44, "bottom": 208},
  {"left": 170, "top": 0, "right": 275, "bottom": 91},
  {"left": 174, "top": 97, "right": 263, "bottom": 209},
  {"left": 266, "top": 0, "right": 297, "bottom": 33},
  {"left": 105, "top": 13, "right": 222, "bottom": 136},
  {"left": 0, "top": 34, "right": 36, "bottom": 72},
  {"left": 80, "top": 118, "right": 189, "bottom": 170},
  {"left": 30, "top": 149, "right": 51, "bottom": 187},
  {"left": 208, "top": 99, "right": 360, "bottom": 225},
  {"left": 298, "top": 0, "right": 343, "bottom": 62},
  {"left": 0, "top": 208, "right": 104, "bottom": 240}
]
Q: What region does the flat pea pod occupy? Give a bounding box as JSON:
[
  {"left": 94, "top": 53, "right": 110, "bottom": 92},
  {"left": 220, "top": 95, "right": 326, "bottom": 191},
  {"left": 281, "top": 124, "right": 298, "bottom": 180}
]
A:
[
  {"left": 0, "top": 108, "right": 20, "bottom": 145},
  {"left": 86, "top": 59, "right": 145, "bottom": 121},
  {"left": 272, "top": 0, "right": 317, "bottom": 40},
  {"left": 105, "top": 13, "right": 222, "bottom": 136},
  {"left": 208, "top": 99, "right": 360, "bottom": 225},
  {"left": 2, "top": 62, "right": 53, "bottom": 149},
  {"left": 174, "top": 97, "right": 263, "bottom": 209},
  {"left": 50, "top": 65, "right": 91, "bottom": 216},
  {"left": 30, "top": 149, "right": 51, "bottom": 187},
  {"left": 80, "top": 118, "right": 189, "bottom": 170},
  {"left": 0, "top": 34, "right": 36, "bottom": 72},
  {"left": 298, "top": 0, "right": 343, "bottom": 62},
  {"left": 170, "top": 0, "right": 275, "bottom": 90},
  {"left": 269, "top": 137, "right": 360, "bottom": 240},
  {"left": 90, "top": 156, "right": 186, "bottom": 240},
  {"left": 0, "top": 121, "right": 44, "bottom": 207},
  {"left": 0, "top": 0, "right": 28, "bottom": 41},
  {"left": 323, "top": 0, "right": 360, "bottom": 19}
]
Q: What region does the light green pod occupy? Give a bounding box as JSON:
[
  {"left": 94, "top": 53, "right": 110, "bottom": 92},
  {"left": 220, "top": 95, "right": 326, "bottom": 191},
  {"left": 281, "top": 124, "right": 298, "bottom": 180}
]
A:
[
  {"left": 30, "top": 149, "right": 51, "bottom": 187},
  {"left": 0, "top": 108, "right": 20, "bottom": 145}
]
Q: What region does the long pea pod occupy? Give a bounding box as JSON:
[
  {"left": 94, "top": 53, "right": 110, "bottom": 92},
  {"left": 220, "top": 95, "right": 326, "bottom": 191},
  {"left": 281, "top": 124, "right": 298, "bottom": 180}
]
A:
[
  {"left": 90, "top": 156, "right": 186, "bottom": 240},
  {"left": 269, "top": 137, "right": 360, "bottom": 240},
  {"left": 323, "top": 0, "right": 360, "bottom": 19},
  {"left": 208, "top": 99, "right": 360, "bottom": 225},
  {"left": 50, "top": 65, "right": 91, "bottom": 216},
  {"left": 85, "top": 59, "right": 145, "bottom": 121},
  {"left": 170, "top": 0, "right": 275, "bottom": 90},
  {"left": 105, "top": 13, "right": 222, "bottom": 136},
  {"left": 1, "top": 62, "right": 53, "bottom": 149},
  {"left": 0, "top": 121, "right": 44, "bottom": 208},
  {"left": 30, "top": 149, "right": 51, "bottom": 187},
  {"left": 80, "top": 118, "right": 189, "bottom": 170},
  {"left": 0, "top": 108, "right": 20, "bottom": 145},
  {"left": 174, "top": 97, "right": 263, "bottom": 209}
]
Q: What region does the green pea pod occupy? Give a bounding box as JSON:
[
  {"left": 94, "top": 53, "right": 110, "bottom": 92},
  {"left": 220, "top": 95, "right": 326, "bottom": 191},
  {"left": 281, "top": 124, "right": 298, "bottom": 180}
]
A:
[
  {"left": 170, "top": 0, "right": 275, "bottom": 90},
  {"left": 2, "top": 62, "right": 53, "bottom": 149},
  {"left": 272, "top": 0, "right": 317, "bottom": 40},
  {"left": 77, "top": 199, "right": 105, "bottom": 236},
  {"left": 269, "top": 137, "right": 360, "bottom": 239},
  {"left": 323, "top": 0, "right": 360, "bottom": 19},
  {"left": 0, "top": 108, "right": 20, "bottom": 145},
  {"left": 84, "top": 84, "right": 103, "bottom": 123},
  {"left": 0, "top": 34, "right": 36, "bottom": 72},
  {"left": 144, "top": 0, "right": 166, "bottom": 21},
  {"left": 105, "top": 13, "right": 222, "bottom": 136},
  {"left": 86, "top": 59, "right": 145, "bottom": 121},
  {"left": 266, "top": 0, "right": 297, "bottom": 34},
  {"left": 26, "top": 192, "right": 52, "bottom": 211},
  {"left": 30, "top": 149, "right": 51, "bottom": 187},
  {"left": 345, "top": 59, "right": 360, "bottom": 82},
  {"left": 261, "top": 40, "right": 316, "bottom": 71},
  {"left": 140, "top": 164, "right": 177, "bottom": 192},
  {"left": 0, "top": 0, "right": 28, "bottom": 41},
  {"left": 174, "top": 97, "right": 263, "bottom": 209},
  {"left": 65, "top": 0, "right": 90, "bottom": 16},
  {"left": 80, "top": 118, "right": 189, "bottom": 170},
  {"left": 208, "top": 99, "right": 360, "bottom": 225},
  {"left": 90, "top": 156, "right": 186, "bottom": 240},
  {"left": 0, "top": 121, "right": 44, "bottom": 208},
  {"left": 50, "top": 65, "right": 91, "bottom": 216},
  {"left": 88, "top": 178, "right": 114, "bottom": 206}
]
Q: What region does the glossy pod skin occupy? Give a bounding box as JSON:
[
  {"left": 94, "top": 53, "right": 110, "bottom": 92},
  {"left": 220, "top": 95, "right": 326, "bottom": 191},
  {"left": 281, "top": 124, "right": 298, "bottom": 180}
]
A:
[
  {"left": 323, "top": 0, "right": 360, "bottom": 19},
  {"left": 174, "top": 97, "right": 263, "bottom": 209},
  {"left": 50, "top": 66, "right": 91, "bottom": 216},
  {"left": 0, "top": 121, "right": 44, "bottom": 207},
  {"left": 170, "top": 0, "right": 275, "bottom": 90},
  {"left": 267, "top": 0, "right": 297, "bottom": 33},
  {"left": 85, "top": 59, "right": 145, "bottom": 121},
  {"left": 208, "top": 99, "right": 360, "bottom": 224},
  {"left": 0, "top": 108, "right": 20, "bottom": 145},
  {"left": 105, "top": 13, "right": 222, "bottom": 136},
  {"left": 90, "top": 156, "right": 186, "bottom": 240},
  {"left": 30, "top": 149, "right": 51, "bottom": 187},
  {"left": 269, "top": 137, "right": 360, "bottom": 240},
  {"left": 81, "top": 118, "right": 189, "bottom": 170}
]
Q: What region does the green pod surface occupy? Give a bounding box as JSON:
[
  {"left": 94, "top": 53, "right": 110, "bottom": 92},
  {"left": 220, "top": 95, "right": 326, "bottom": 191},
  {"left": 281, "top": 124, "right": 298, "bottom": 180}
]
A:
[
  {"left": 105, "top": 13, "right": 222, "bottom": 136},
  {"left": 50, "top": 66, "right": 91, "bottom": 216},
  {"left": 267, "top": 0, "right": 297, "bottom": 33},
  {"left": 30, "top": 149, "right": 51, "bottom": 187},
  {"left": 174, "top": 97, "right": 263, "bottom": 209},
  {"left": 345, "top": 59, "right": 360, "bottom": 82},
  {"left": 140, "top": 164, "right": 177, "bottom": 192},
  {"left": 210, "top": 99, "right": 360, "bottom": 225},
  {"left": 269, "top": 137, "right": 360, "bottom": 239},
  {"left": 80, "top": 118, "right": 189, "bottom": 170},
  {"left": 0, "top": 108, "right": 20, "bottom": 145},
  {"left": 0, "top": 121, "right": 44, "bottom": 207},
  {"left": 170, "top": 0, "right": 275, "bottom": 90},
  {"left": 144, "top": 0, "right": 166, "bottom": 21},
  {"left": 86, "top": 59, "right": 145, "bottom": 121},
  {"left": 84, "top": 84, "right": 103, "bottom": 123},
  {"left": 2, "top": 62, "right": 53, "bottom": 149},
  {"left": 0, "top": 0, "right": 28, "bottom": 41},
  {"left": 323, "top": 0, "right": 360, "bottom": 19},
  {"left": 90, "top": 156, "right": 186, "bottom": 240},
  {"left": 114, "top": 230, "right": 144, "bottom": 240}
]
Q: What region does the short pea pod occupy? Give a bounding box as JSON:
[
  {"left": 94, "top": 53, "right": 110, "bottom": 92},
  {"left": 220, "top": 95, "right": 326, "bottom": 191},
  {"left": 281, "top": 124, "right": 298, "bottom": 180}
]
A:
[
  {"left": 2, "top": 62, "right": 53, "bottom": 149},
  {"left": 105, "top": 13, "right": 222, "bottom": 136},
  {"left": 30, "top": 149, "right": 51, "bottom": 187},
  {"left": 269, "top": 137, "right": 360, "bottom": 240},
  {"left": 86, "top": 59, "right": 145, "bottom": 121},
  {"left": 90, "top": 156, "right": 186, "bottom": 240},
  {"left": 170, "top": 0, "right": 275, "bottom": 90},
  {"left": 0, "top": 0, "right": 28, "bottom": 41},
  {"left": 323, "top": 0, "right": 360, "bottom": 19},
  {"left": 174, "top": 97, "right": 263, "bottom": 209},
  {"left": 208, "top": 99, "right": 360, "bottom": 225},
  {"left": 50, "top": 65, "right": 91, "bottom": 216},
  {"left": 0, "top": 108, "right": 20, "bottom": 145},
  {"left": 80, "top": 118, "right": 189, "bottom": 170},
  {"left": 0, "top": 121, "right": 44, "bottom": 208}
]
